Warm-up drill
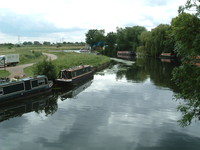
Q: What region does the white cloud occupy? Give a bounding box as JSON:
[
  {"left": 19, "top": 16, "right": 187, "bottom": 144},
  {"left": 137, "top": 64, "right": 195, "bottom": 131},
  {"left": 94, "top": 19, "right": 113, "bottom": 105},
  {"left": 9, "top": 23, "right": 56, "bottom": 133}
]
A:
[{"left": 0, "top": 0, "right": 187, "bottom": 43}]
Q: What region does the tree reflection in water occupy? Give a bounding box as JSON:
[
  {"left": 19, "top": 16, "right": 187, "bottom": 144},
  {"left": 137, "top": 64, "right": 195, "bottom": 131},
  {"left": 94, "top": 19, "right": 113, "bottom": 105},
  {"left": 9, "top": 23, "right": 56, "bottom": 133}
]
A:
[
  {"left": 0, "top": 78, "right": 93, "bottom": 123},
  {"left": 172, "top": 64, "right": 200, "bottom": 127},
  {"left": 113, "top": 57, "right": 200, "bottom": 127}
]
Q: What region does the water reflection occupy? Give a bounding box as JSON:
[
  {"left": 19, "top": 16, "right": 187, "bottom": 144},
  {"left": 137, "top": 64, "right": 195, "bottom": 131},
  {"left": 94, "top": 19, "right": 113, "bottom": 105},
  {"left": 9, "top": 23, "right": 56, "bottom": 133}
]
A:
[
  {"left": 0, "top": 78, "right": 93, "bottom": 123},
  {"left": 112, "top": 57, "right": 200, "bottom": 127},
  {"left": 113, "top": 58, "right": 179, "bottom": 90},
  {"left": 1, "top": 58, "right": 200, "bottom": 150},
  {"left": 172, "top": 64, "right": 200, "bottom": 127}
]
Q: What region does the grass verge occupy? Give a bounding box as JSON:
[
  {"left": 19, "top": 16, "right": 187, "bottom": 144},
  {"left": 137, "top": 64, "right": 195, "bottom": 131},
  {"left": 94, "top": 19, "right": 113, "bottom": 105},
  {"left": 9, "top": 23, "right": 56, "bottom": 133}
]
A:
[{"left": 0, "top": 70, "right": 10, "bottom": 78}]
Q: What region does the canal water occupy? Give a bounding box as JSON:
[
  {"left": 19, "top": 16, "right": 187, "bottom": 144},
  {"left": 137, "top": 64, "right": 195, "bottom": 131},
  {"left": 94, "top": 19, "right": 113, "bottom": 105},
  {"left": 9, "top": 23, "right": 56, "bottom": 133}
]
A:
[{"left": 1, "top": 58, "right": 200, "bottom": 150}]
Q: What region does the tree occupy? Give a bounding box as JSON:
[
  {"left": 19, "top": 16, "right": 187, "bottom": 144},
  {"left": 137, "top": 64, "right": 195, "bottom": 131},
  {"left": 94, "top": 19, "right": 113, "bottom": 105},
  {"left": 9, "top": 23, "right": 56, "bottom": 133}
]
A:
[
  {"left": 172, "top": 64, "right": 200, "bottom": 127},
  {"left": 33, "top": 59, "right": 57, "bottom": 80},
  {"left": 23, "top": 41, "right": 33, "bottom": 45},
  {"left": 34, "top": 41, "right": 42, "bottom": 46},
  {"left": 137, "top": 24, "right": 172, "bottom": 57},
  {"left": 85, "top": 29, "right": 105, "bottom": 50},
  {"left": 179, "top": 0, "right": 200, "bottom": 17},
  {"left": 103, "top": 32, "right": 117, "bottom": 56},
  {"left": 150, "top": 24, "right": 172, "bottom": 57},
  {"left": 171, "top": 13, "right": 200, "bottom": 60},
  {"left": 43, "top": 41, "right": 51, "bottom": 45},
  {"left": 137, "top": 31, "right": 152, "bottom": 56},
  {"left": 116, "top": 26, "right": 147, "bottom": 52}
]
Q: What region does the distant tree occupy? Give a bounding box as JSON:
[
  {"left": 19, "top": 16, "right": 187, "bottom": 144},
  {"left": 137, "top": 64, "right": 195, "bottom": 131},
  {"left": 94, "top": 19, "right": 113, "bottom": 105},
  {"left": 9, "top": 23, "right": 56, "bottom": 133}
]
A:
[
  {"left": 105, "top": 32, "right": 117, "bottom": 49},
  {"left": 23, "top": 41, "right": 28, "bottom": 45},
  {"left": 137, "top": 31, "right": 152, "bottom": 56},
  {"left": 103, "top": 32, "right": 117, "bottom": 56},
  {"left": 27, "top": 41, "right": 33, "bottom": 45},
  {"left": 150, "top": 24, "right": 172, "bottom": 57},
  {"left": 34, "top": 41, "right": 42, "bottom": 45},
  {"left": 116, "top": 26, "right": 146, "bottom": 52},
  {"left": 85, "top": 29, "right": 105, "bottom": 49},
  {"left": 138, "top": 24, "right": 173, "bottom": 57},
  {"left": 43, "top": 41, "right": 51, "bottom": 45}
]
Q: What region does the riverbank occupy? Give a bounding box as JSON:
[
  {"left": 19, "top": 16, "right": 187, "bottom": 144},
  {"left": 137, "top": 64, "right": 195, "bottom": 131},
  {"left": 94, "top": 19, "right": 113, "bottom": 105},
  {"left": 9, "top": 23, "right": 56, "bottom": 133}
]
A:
[{"left": 24, "top": 52, "right": 110, "bottom": 77}]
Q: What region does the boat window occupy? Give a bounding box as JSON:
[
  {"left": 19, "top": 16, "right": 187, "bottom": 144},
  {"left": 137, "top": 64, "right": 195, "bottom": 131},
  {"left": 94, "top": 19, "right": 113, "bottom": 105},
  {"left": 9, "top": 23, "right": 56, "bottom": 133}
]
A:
[
  {"left": 63, "top": 71, "right": 68, "bottom": 78},
  {"left": 73, "top": 72, "right": 76, "bottom": 77},
  {"left": 3, "top": 83, "right": 24, "bottom": 95},
  {"left": 67, "top": 72, "right": 72, "bottom": 79},
  {"left": 0, "top": 87, "right": 3, "bottom": 95},
  {"left": 38, "top": 79, "right": 46, "bottom": 86},
  {"left": 32, "top": 80, "right": 38, "bottom": 88},
  {"left": 45, "top": 78, "right": 48, "bottom": 84},
  {"left": 24, "top": 80, "right": 31, "bottom": 90}
]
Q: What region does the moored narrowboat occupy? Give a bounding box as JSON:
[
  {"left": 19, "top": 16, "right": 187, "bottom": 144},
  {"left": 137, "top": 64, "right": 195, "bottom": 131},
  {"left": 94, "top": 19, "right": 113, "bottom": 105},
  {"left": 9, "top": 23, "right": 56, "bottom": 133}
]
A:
[
  {"left": 160, "top": 52, "right": 176, "bottom": 58},
  {"left": 117, "top": 51, "right": 135, "bottom": 60},
  {"left": 55, "top": 65, "right": 93, "bottom": 86},
  {"left": 0, "top": 75, "right": 53, "bottom": 102}
]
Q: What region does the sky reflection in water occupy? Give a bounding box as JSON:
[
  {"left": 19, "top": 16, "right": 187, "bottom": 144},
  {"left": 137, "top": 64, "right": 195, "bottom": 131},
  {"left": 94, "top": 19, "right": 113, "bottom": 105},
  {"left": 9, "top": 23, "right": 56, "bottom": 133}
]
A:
[{"left": 1, "top": 59, "right": 200, "bottom": 150}]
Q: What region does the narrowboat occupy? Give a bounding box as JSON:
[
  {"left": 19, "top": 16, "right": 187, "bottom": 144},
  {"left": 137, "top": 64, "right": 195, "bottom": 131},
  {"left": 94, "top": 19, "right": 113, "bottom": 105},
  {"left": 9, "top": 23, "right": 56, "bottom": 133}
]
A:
[
  {"left": 117, "top": 51, "right": 135, "bottom": 60},
  {"left": 0, "top": 75, "right": 53, "bottom": 102},
  {"left": 160, "top": 53, "right": 176, "bottom": 58},
  {"left": 55, "top": 65, "right": 93, "bottom": 86}
]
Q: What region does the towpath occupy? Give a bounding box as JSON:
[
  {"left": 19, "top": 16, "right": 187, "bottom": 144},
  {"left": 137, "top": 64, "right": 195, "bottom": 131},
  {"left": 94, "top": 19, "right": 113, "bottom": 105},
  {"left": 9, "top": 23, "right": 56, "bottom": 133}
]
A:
[{"left": 0, "top": 53, "right": 57, "bottom": 78}]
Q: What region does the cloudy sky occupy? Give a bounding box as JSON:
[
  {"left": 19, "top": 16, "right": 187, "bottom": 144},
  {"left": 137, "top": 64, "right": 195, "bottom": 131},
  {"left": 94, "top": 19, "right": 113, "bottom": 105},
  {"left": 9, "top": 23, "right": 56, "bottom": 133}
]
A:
[{"left": 0, "top": 0, "right": 187, "bottom": 43}]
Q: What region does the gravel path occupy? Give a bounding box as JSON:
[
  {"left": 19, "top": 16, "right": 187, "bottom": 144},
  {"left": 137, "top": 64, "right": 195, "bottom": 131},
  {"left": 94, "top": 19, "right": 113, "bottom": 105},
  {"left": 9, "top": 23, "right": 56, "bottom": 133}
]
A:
[{"left": 0, "top": 53, "right": 57, "bottom": 78}]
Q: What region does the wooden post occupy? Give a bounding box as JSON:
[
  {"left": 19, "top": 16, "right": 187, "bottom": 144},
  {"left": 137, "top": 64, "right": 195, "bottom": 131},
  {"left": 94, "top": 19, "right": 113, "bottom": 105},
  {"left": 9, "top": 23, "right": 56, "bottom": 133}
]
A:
[{"left": 3, "top": 58, "right": 6, "bottom": 71}]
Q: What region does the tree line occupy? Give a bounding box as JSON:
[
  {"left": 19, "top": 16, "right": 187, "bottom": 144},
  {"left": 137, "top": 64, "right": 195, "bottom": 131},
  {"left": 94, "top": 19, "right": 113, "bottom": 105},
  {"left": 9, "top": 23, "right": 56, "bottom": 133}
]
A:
[
  {"left": 85, "top": 0, "right": 200, "bottom": 61},
  {"left": 0, "top": 41, "right": 85, "bottom": 48}
]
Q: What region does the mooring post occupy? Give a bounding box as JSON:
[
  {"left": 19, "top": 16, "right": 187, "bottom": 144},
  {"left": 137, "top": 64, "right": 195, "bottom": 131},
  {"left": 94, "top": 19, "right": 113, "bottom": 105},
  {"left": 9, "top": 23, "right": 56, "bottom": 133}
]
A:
[{"left": 3, "top": 58, "right": 6, "bottom": 71}]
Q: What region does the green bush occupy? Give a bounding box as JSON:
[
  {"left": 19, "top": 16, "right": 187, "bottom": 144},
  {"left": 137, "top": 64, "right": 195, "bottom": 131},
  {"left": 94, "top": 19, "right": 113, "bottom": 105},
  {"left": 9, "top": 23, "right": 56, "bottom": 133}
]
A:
[{"left": 33, "top": 59, "right": 57, "bottom": 80}]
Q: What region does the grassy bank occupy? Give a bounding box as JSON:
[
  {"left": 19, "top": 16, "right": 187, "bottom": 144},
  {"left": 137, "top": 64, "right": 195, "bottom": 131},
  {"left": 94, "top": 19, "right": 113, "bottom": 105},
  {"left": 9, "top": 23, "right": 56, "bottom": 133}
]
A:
[
  {"left": 0, "top": 70, "right": 10, "bottom": 78},
  {"left": 24, "top": 52, "right": 110, "bottom": 76}
]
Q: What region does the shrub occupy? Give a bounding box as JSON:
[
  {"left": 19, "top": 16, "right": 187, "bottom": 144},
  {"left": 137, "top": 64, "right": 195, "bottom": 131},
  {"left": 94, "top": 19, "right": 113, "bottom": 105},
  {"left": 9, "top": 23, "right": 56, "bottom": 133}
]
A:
[{"left": 33, "top": 59, "right": 57, "bottom": 80}]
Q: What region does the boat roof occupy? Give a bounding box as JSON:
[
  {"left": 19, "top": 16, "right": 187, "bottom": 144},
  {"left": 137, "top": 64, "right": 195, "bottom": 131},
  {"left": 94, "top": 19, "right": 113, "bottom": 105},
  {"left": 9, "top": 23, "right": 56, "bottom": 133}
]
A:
[
  {"left": 0, "top": 75, "right": 47, "bottom": 86},
  {"left": 61, "top": 65, "right": 91, "bottom": 72}
]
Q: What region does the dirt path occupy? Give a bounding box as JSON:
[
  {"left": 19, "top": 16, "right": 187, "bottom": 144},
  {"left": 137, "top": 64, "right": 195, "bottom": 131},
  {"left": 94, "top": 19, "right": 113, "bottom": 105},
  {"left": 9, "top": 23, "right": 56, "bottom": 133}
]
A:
[
  {"left": 0, "top": 53, "right": 57, "bottom": 78},
  {"left": 43, "top": 52, "right": 57, "bottom": 61}
]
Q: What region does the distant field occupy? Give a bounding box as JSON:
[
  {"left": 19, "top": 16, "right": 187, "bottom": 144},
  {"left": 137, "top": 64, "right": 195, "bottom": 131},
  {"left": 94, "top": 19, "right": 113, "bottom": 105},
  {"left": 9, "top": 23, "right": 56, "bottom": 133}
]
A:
[
  {"left": 0, "top": 44, "right": 85, "bottom": 65},
  {"left": 0, "top": 44, "right": 84, "bottom": 54}
]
